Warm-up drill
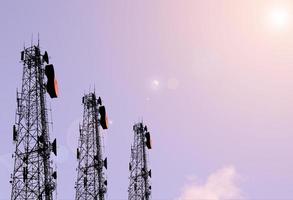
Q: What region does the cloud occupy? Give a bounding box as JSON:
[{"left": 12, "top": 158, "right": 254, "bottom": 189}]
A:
[{"left": 178, "top": 166, "right": 242, "bottom": 200}]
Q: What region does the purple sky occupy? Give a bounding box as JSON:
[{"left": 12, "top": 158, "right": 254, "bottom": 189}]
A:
[{"left": 1, "top": 0, "right": 293, "bottom": 199}]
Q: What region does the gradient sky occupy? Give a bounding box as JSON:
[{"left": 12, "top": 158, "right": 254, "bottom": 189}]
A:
[{"left": 1, "top": 0, "right": 293, "bottom": 199}]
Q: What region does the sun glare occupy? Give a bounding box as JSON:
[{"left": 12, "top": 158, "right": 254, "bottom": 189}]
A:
[
  {"left": 268, "top": 7, "right": 290, "bottom": 30},
  {"left": 151, "top": 79, "right": 160, "bottom": 90}
]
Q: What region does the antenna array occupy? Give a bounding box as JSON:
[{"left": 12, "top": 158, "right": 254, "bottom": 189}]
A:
[{"left": 11, "top": 44, "right": 58, "bottom": 200}]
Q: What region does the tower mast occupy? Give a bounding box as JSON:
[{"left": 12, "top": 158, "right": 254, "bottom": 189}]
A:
[
  {"left": 11, "top": 43, "right": 58, "bottom": 200},
  {"left": 128, "top": 122, "right": 152, "bottom": 200},
  {"left": 75, "top": 92, "right": 108, "bottom": 200}
]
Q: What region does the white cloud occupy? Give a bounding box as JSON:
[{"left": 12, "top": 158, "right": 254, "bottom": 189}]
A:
[{"left": 178, "top": 166, "right": 242, "bottom": 200}]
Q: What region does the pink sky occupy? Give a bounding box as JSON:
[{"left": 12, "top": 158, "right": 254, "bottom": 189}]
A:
[{"left": 0, "top": 0, "right": 293, "bottom": 199}]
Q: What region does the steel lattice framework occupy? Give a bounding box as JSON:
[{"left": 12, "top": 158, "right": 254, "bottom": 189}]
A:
[
  {"left": 128, "top": 122, "right": 152, "bottom": 200},
  {"left": 10, "top": 43, "right": 57, "bottom": 200},
  {"left": 75, "top": 93, "right": 108, "bottom": 200}
]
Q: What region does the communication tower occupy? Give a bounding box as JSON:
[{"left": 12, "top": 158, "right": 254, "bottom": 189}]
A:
[
  {"left": 10, "top": 42, "right": 58, "bottom": 200},
  {"left": 128, "top": 122, "right": 152, "bottom": 200},
  {"left": 75, "top": 92, "right": 109, "bottom": 200}
]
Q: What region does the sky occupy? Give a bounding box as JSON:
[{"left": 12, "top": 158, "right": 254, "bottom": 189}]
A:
[{"left": 0, "top": 0, "right": 293, "bottom": 199}]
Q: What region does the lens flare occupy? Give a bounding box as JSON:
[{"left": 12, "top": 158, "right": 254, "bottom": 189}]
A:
[
  {"left": 151, "top": 79, "right": 160, "bottom": 90},
  {"left": 268, "top": 7, "right": 290, "bottom": 30}
]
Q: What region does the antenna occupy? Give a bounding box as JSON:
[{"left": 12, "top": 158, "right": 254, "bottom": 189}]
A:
[
  {"left": 128, "top": 122, "right": 152, "bottom": 200},
  {"left": 38, "top": 33, "right": 40, "bottom": 47},
  {"left": 75, "top": 92, "right": 109, "bottom": 200},
  {"left": 10, "top": 41, "right": 58, "bottom": 200}
]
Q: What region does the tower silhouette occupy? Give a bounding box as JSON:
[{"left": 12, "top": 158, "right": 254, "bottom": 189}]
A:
[
  {"left": 128, "top": 122, "right": 152, "bottom": 200},
  {"left": 75, "top": 92, "right": 108, "bottom": 200},
  {"left": 10, "top": 43, "right": 58, "bottom": 200}
]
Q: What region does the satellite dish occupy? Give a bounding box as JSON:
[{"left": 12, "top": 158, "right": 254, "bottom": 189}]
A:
[
  {"left": 21, "top": 51, "right": 24, "bottom": 61},
  {"left": 45, "top": 64, "right": 58, "bottom": 98},
  {"left": 77, "top": 148, "right": 80, "bottom": 159},
  {"left": 52, "top": 139, "right": 57, "bottom": 156},
  {"left": 99, "top": 106, "right": 108, "bottom": 129},
  {"left": 145, "top": 132, "right": 152, "bottom": 149},
  {"left": 129, "top": 163, "right": 132, "bottom": 171},
  {"left": 13, "top": 125, "right": 17, "bottom": 141},
  {"left": 43, "top": 51, "right": 49, "bottom": 64},
  {"left": 79, "top": 124, "right": 82, "bottom": 134},
  {"left": 52, "top": 171, "right": 57, "bottom": 179},
  {"left": 104, "top": 157, "right": 108, "bottom": 169}
]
